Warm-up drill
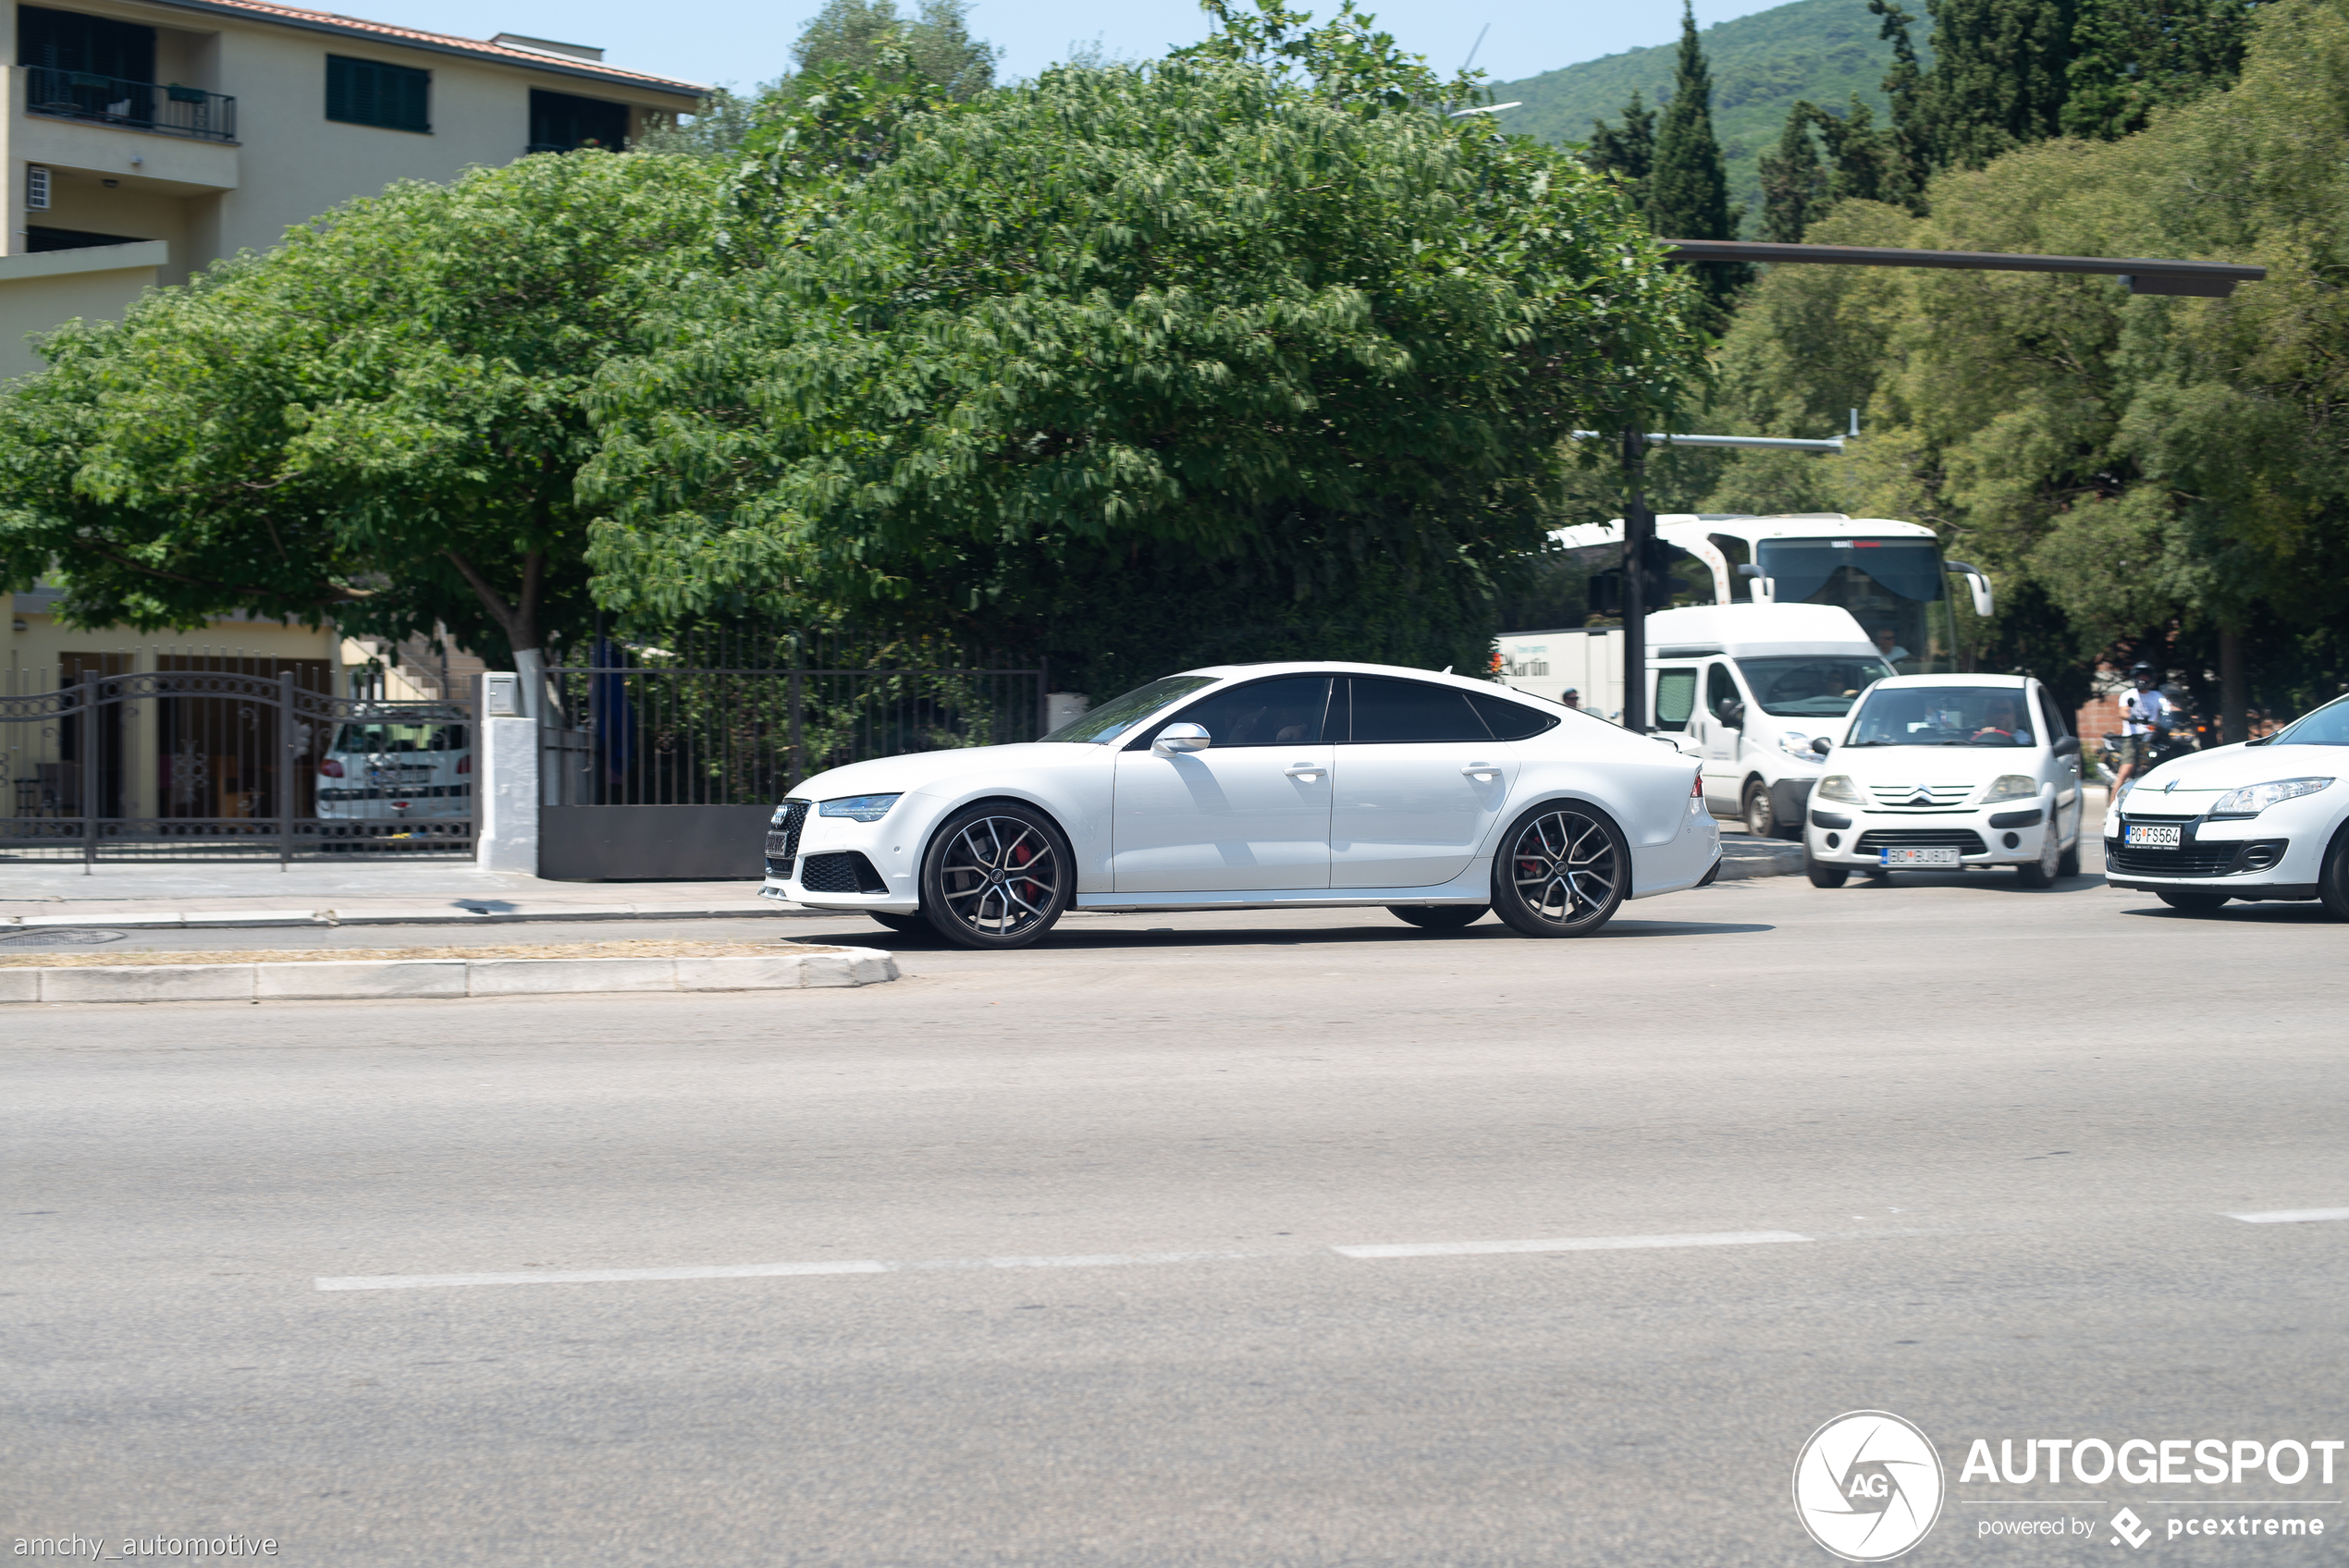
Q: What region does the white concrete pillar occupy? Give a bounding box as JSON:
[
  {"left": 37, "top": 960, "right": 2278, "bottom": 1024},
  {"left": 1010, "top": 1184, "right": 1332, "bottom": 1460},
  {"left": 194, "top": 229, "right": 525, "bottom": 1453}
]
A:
[{"left": 475, "top": 695, "right": 539, "bottom": 875}]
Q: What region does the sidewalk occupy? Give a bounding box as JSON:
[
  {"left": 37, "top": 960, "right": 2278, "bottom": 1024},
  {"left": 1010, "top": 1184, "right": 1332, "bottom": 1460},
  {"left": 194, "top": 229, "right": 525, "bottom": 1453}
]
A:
[{"left": 0, "top": 860, "right": 796, "bottom": 929}]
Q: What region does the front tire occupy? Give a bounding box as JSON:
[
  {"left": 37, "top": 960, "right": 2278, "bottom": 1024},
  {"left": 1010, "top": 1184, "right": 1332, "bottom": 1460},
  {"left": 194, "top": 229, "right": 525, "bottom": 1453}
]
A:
[
  {"left": 1491, "top": 803, "right": 1628, "bottom": 938},
  {"left": 2058, "top": 839, "right": 2082, "bottom": 878},
  {"left": 2014, "top": 830, "right": 2062, "bottom": 888},
  {"left": 1742, "top": 780, "right": 1777, "bottom": 838},
  {"left": 2318, "top": 826, "right": 2349, "bottom": 920},
  {"left": 1389, "top": 904, "right": 1489, "bottom": 930},
  {"left": 2156, "top": 888, "right": 2230, "bottom": 914},
  {"left": 918, "top": 803, "right": 1073, "bottom": 949},
  {"left": 1806, "top": 854, "right": 1850, "bottom": 889}
]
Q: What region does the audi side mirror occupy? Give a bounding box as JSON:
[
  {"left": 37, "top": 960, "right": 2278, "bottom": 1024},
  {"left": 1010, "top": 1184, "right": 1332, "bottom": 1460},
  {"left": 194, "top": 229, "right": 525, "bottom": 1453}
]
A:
[
  {"left": 1152, "top": 722, "right": 1211, "bottom": 755},
  {"left": 1811, "top": 736, "right": 1831, "bottom": 755},
  {"left": 2052, "top": 735, "right": 2080, "bottom": 758}
]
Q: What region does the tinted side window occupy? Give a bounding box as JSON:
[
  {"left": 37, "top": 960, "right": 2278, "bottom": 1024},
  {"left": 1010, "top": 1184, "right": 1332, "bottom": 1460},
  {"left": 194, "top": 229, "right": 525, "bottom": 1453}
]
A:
[
  {"left": 1162, "top": 677, "right": 1332, "bottom": 747},
  {"left": 1346, "top": 678, "right": 1491, "bottom": 743},
  {"left": 1706, "top": 663, "right": 1740, "bottom": 720},
  {"left": 1654, "top": 668, "right": 1698, "bottom": 731},
  {"left": 1467, "top": 691, "right": 1560, "bottom": 741}
]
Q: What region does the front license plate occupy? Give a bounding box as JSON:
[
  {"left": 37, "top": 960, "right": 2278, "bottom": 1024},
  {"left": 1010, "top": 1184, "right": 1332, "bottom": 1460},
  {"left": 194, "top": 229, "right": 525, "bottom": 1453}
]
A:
[
  {"left": 2125, "top": 823, "right": 2183, "bottom": 849},
  {"left": 1880, "top": 846, "right": 1962, "bottom": 867}
]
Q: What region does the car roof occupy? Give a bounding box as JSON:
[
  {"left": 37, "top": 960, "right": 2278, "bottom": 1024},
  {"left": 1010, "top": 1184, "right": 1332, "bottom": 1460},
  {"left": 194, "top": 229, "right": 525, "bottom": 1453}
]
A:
[
  {"left": 1865, "top": 673, "right": 2032, "bottom": 689},
  {"left": 1177, "top": 661, "right": 1554, "bottom": 704}
]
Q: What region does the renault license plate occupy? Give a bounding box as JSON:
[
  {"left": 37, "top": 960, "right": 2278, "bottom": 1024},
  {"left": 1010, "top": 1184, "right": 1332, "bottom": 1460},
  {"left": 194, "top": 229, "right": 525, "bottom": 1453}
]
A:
[
  {"left": 2125, "top": 823, "right": 2183, "bottom": 849},
  {"left": 1880, "top": 846, "right": 1961, "bottom": 867}
]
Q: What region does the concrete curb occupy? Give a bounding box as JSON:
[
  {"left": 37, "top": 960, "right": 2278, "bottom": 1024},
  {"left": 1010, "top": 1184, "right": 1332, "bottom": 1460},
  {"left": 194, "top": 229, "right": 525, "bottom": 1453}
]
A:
[
  {"left": 0, "top": 948, "right": 899, "bottom": 1003},
  {"left": 0, "top": 902, "right": 815, "bottom": 933}
]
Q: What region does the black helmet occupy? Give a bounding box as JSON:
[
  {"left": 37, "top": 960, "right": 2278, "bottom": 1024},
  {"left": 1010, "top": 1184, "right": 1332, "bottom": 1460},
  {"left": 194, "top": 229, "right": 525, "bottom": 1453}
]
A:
[{"left": 2130, "top": 661, "right": 2158, "bottom": 680}]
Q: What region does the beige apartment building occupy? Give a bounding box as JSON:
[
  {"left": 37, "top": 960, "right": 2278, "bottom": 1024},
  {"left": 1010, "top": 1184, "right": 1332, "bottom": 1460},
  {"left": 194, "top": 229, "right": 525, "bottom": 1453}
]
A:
[{"left": 2, "top": 0, "right": 704, "bottom": 380}]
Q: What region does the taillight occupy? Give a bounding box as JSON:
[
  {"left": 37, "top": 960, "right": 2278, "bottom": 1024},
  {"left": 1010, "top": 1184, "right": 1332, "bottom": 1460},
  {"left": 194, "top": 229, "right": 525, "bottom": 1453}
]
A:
[
  {"left": 1691, "top": 770, "right": 1703, "bottom": 797},
  {"left": 319, "top": 758, "right": 344, "bottom": 778},
  {"left": 457, "top": 753, "right": 472, "bottom": 774}
]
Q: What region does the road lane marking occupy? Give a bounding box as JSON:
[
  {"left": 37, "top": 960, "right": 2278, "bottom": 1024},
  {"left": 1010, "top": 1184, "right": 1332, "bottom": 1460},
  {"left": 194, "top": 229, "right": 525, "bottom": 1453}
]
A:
[
  {"left": 2225, "top": 1207, "right": 2349, "bottom": 1224},
  {"left": 1331, "top": 1230, "right": 1811, "bottom": 1259},
  {"left": 317, "top": 1260, "right": 890, "bottom": 1291}
]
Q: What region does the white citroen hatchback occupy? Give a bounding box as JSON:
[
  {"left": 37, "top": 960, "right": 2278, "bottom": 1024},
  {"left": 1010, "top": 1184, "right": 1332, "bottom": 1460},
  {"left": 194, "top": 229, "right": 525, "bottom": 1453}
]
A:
[
  {"left": 761, "top": 662, "right": 1721, "bottom": 948},
  {"left": 2104, "top": 692, "right": 2349, "bottom": 916},
  {"left": 1802, "top": 673, "right": 2086, "bottom": 887}
]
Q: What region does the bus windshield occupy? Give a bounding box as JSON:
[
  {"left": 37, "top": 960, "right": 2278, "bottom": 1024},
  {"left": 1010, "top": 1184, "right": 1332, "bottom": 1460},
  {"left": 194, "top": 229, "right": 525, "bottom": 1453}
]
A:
[{"left": 1756, "top": 537, "right": 1958, "bottom": 675}]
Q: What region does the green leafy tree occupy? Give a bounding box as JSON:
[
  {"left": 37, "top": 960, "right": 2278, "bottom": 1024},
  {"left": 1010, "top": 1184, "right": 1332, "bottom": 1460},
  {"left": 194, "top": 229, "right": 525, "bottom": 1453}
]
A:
[
  {"left": 1758, "top": 103, "right": 1826, "bottom": 241},
  {"left": 789, "top": 0, "right": 998, "bottom": 101},
  {"left": 583, "top": 11, "right": 1706, "bottom": 694},
  {"left": 0, "top": 153, "right": 721, "bottom": 695},
  {"left": 1649, "top": 3, "right": 1747, "bottom": 314}
]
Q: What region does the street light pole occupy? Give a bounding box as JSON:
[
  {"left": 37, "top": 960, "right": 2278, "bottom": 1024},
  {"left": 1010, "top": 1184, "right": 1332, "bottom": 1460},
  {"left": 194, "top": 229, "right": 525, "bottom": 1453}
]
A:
[{"left": 1620, "top": 427, "right": 1651, "bottom": 733}]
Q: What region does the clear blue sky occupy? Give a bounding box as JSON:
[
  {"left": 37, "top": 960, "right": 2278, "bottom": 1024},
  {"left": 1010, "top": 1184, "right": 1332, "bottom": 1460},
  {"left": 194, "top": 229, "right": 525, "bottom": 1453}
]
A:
[{"left": 373, "top": 0, "right": 1787, "bottom": 93}]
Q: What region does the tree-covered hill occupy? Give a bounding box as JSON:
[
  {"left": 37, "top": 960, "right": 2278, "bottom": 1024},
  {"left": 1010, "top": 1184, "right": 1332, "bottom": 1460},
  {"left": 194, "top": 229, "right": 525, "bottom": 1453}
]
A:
[{"left": 1487, "top": 0, "right": 1927, "bottom": 227}]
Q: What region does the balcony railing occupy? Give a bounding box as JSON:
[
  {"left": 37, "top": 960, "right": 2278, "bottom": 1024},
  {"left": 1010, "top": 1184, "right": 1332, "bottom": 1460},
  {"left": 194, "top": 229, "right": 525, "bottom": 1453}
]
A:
[{"left": 23, "top": 66, "right": 237, "bottom": 142}]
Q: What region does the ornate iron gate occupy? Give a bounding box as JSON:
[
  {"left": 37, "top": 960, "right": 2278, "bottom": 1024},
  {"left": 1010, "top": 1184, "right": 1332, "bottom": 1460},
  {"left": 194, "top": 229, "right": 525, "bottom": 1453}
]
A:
[{"left": 0, "top": 667, "right": 474, "bottom": 869}]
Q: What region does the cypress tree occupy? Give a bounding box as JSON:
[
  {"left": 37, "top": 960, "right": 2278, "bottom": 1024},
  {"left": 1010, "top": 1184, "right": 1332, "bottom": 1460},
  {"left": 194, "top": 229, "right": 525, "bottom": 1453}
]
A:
[
  {"left": 1865, "top": 0, "right": 1932, "bottom": 209},
  {"left": 2062, "top": 0, "right": 2264, "bottom": 140},
  {"left": 1918, "top": 0, "right": 2081, "bottom": 168},
  {"left": 1758, "top": 104, "right": 1824, "bottom": 243},
  {"left": 1649, "top": 2, "right": 1744, "bottom": 312},
  {"left": 1586, "top": 92, "right": 1658, "bottom": 212}
]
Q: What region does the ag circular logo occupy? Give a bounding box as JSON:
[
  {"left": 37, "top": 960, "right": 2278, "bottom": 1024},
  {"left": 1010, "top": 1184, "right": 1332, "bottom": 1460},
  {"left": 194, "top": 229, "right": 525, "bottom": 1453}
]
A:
[{"left": 1792, "top": 1410, "right": 1945, "bottom": 1562}]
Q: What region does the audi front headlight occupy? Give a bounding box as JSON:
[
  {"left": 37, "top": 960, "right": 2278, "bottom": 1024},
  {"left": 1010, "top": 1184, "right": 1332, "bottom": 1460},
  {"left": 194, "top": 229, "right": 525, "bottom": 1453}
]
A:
[
  {"left": 2209, "top": 777, "right": 2333, "bottom": 818},
  {"left": 1817, "top": 774, "right": 1862, "bottom": 803},
  {"left": 1981, "top": 774, "right": 2039, "bottom": 803},
  {"left": 818, "top": 793, "right": 903, "bottom": 822}
]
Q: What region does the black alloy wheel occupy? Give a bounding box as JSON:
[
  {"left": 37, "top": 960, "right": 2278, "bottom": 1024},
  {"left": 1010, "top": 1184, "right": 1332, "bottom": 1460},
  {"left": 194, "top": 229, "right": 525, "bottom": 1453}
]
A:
[
  {"left": 867, "top": 911, "right": 929, "bottom": 936},
  {"left": 1491, "top": 803, "right": 1629, "bottom": 937},
  {"left": 919, "top": 803, "right": 1073, "bottom": 949},
  {"left": 2321, "top": 825, "right": 2349, "bottom": 921},
  {"left": 1389, "top": 904, "right": 1489, "bottom": 930},
  {"left": 2155, "top": 888, "right": 2230, "bottom": 914}
]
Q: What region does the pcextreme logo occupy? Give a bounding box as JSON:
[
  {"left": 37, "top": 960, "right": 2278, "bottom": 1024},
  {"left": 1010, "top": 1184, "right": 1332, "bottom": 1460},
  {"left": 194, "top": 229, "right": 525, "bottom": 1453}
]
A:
[{"left": 1794, "top": 1411, "right": 1948, "bottom": 1562}]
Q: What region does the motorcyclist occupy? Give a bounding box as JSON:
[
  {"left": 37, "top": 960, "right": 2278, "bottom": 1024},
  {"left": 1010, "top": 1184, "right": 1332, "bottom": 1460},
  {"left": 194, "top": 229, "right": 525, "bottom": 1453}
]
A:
[{"left": 2110, "top": 661, "right": 2174, "bottom": 801}]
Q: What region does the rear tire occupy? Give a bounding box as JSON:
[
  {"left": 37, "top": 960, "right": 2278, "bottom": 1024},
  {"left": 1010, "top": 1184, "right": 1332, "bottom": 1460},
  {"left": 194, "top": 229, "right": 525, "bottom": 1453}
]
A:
[
  {"left": 1741, "top": 781, "right": 1777, "bottom": 838},
  {"left": 1389, "top": 904, "right": 1488, "bottom": 930},
  {"left": 868, "top": 911, "right": 928, "bottom": 936},
  {"left": 1490, "top": 802, "right": 1628, "bottom": 937},
  {"left": 1805, "top": 855, "right": 1849, "bottom": 889},
  {"left": 2155, "top": 888, "right": 2230, "bottom": 914},
  {"left": 918, "top": 802, "right": 1073, "bottom": 949}
]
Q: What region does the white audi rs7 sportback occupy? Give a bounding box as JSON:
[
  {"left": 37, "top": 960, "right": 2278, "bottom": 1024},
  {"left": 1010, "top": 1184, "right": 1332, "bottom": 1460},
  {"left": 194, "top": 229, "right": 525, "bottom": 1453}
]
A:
[{"left": 761, "top": 662, "right": 1722, "bottom": 948}]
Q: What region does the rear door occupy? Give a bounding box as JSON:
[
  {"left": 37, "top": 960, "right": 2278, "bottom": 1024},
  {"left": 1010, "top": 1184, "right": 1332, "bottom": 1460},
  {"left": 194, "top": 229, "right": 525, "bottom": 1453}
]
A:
[
  {"left": 1111, "top": 676, "right": 1335, "bottom": 892},
  {"left": 1329, "top": 678, "right": 1519, "bottom": 888}
]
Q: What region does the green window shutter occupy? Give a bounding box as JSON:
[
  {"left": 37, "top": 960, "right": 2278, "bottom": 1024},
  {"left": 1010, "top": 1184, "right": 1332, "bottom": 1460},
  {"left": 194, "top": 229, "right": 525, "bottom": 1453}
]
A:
[{"left": 326, "top": 55, "right": 429, "bottom": 131}]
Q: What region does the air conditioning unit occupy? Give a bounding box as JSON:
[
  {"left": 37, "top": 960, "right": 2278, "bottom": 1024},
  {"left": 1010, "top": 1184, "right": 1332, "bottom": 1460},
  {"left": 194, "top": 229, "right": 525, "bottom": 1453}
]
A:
[{"left": 27, "top": 165, "right": 52, "bottom": 212}]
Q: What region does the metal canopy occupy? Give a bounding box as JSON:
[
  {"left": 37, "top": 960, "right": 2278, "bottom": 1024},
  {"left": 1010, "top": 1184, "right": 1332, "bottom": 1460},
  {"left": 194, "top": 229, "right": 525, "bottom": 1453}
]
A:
[{"left": 1660, "top": 238, "right": 2267, "bottom": 298}]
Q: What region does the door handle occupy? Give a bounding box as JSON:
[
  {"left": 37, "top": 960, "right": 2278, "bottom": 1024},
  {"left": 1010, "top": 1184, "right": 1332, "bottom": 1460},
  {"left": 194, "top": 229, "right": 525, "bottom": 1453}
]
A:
[
  {"left": 1285, "top": 764, "right": 1326, "bottom": 779},
  {"left": 1460, "top": 763, "right": 1500, "bottom": 781}
]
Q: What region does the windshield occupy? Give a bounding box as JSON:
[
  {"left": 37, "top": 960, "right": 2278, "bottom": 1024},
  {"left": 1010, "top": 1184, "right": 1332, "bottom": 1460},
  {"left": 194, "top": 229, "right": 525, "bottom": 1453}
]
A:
[
  {"left": 2269, "top": 693, "right": 2349, "bottom": 747},
  {"left": 1756, "top": 537, "right": 1958, "bottom": 675},
  {"left": 1738, "top": 656, "right": 1896, "bottom": 718},
  {"left": 331, "top": 720, "right": 469, "bottom": 753},
  {"left": 1040, "top": 676, "right": 1217, "bottom": 743},
  {"left": 1846, "top": 685, "right": 2038, "bottom": 748}
]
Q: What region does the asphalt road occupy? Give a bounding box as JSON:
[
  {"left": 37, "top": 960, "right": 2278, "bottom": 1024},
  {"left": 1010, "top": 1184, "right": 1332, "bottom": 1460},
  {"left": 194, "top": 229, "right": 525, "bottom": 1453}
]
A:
[{"left": 5, "top": 861, "right": 2344, "bottom": 1566}]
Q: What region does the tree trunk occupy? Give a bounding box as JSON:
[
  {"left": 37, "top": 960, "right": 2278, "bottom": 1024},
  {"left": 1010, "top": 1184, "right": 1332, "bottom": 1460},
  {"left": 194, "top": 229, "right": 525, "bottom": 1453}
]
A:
[{"left": 2220, "top": 627, "right": 2246, "bottom": 745}]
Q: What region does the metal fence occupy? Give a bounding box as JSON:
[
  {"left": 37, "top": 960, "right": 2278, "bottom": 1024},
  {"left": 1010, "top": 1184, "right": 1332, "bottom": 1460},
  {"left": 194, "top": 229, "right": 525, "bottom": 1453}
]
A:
[
  {"left": 0, "top": 659, "right": 473, "bottom": 867},
  {"left": 544, "top": 630, "right": 1048, "bottom": 806},
  {"left": 24, "top": 67, "right": 238, "bottom": 141}
]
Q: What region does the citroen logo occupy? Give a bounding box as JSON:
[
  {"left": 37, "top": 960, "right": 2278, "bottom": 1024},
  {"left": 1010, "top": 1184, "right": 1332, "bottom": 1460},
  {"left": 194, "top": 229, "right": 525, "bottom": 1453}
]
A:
[
  {"left": 1908, "top": 790, "right": 1934, "bottom": 807},
  {"left": 2163, "top": 779, "right": 2179, "bottom": 793}
]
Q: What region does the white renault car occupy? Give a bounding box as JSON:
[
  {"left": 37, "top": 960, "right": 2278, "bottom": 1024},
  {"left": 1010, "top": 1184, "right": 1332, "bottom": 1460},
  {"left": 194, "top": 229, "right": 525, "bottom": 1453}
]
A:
[
  {"left": 762, "top": 662, "right": 1721, "bottom": 948},
  {"left": 2104, "top": 691, "right": 2349, "bottom": 916},
  {"left": 1802, "top": 673, "right": 2086, "bottom": 888}
]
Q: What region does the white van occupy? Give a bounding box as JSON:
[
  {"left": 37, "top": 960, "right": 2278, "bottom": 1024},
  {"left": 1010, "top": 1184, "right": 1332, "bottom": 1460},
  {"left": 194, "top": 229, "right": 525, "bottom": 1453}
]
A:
[
  {"left": 1502, "top": 605, "right": 1891, "bottom": 837},
  {"left": 1803, "top": 673, "right": 2086, "bottom": 887}
]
